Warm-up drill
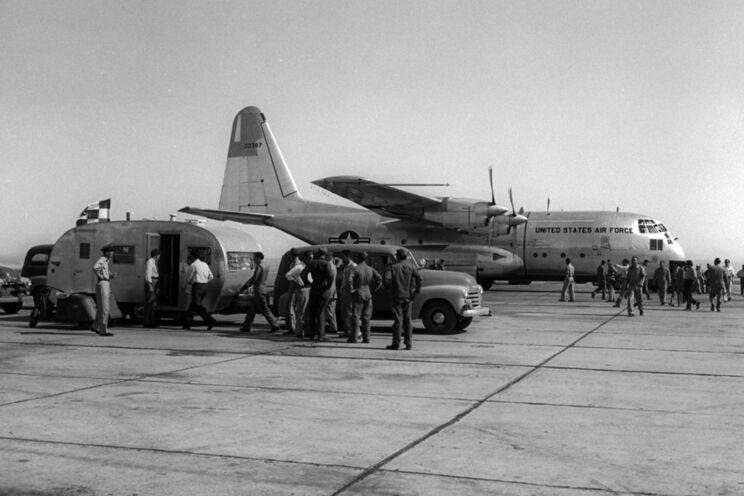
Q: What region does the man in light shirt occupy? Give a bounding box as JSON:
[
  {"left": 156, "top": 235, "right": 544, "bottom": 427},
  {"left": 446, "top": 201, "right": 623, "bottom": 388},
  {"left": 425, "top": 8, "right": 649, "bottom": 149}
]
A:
[
  {"left": 183, "top": 250, "right": 216, "bottom": 330},
  {"left": 144, "top": 248, "right": 160, "bottom": 328}
]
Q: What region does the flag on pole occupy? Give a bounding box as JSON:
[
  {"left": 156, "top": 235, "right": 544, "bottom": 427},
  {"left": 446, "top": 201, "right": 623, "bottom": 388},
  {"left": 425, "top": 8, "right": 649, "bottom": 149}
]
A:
[{"left": 76, "top": 199, "right": 111, "bottom": 226}]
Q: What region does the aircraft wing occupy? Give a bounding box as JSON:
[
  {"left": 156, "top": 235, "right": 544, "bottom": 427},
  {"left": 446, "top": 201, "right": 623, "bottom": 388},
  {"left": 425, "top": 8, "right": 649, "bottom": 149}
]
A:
[
  {"left": 178, "top": 207, "right": 273, "bottom": 225},
  {"left": 311, "top": 176, "right": 441, "bottom": 219}
]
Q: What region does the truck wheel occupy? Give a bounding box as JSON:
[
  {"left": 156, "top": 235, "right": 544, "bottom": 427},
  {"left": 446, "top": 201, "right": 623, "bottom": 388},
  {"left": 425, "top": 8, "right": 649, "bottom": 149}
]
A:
[
  {"left": 1, "top": 302, "right": 22, "bottom": 314},
  {"left": 454, "top": 316, "right": 473, "bottom": 331},
  {"left": 421, "top": 301, "right": 457, "bottom": 333}
]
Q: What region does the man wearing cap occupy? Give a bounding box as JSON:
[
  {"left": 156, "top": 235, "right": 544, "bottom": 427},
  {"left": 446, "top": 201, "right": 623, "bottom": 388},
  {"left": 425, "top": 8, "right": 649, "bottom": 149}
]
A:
[
  {"left": 143, "top": 248, "right": 160, "bottom": 328},
  {"left": 239, "top": 251, "right": 280, "bottom": 333},
  {"left": 303, "top": 247, "right": 335, "bottom": 341},
  {"left": 384, "top": 248, "right": 422, "bottom": 350},
  {"left": 91, "top": 245, "right": 115, "bottom": 336},
  {"left": 707, "top": 257, "right": 726, "bottom": 312},
  {"left": 349, "top": 251, "right": 382, "bottom": 344},
  {"left": 183, "top": 250, "right": 217, "bottom": 330}
]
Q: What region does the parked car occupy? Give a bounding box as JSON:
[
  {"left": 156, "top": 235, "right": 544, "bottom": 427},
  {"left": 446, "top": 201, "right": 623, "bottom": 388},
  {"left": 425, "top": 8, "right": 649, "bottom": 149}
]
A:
[
  {"left": 21, "top": 244, "right": 53, "bottom": 296},
  {"left": 0, "top": 265, "right": 30, "bottom": 314},
  {"left": 273, "top": 244, "right": 490, "bottom": 333}
]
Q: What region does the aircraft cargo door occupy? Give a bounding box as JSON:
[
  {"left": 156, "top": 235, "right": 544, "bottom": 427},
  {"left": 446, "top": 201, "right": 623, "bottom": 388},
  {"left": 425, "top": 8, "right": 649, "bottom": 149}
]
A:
[{"left": 159, "top": 234, "right": 180, "bottom": 307}]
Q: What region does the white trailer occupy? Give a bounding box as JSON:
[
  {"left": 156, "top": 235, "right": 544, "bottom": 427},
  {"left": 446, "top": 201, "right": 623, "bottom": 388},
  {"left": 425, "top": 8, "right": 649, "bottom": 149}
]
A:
[{"left": 31, "top": 220, "right": 261, "bottom": 327}]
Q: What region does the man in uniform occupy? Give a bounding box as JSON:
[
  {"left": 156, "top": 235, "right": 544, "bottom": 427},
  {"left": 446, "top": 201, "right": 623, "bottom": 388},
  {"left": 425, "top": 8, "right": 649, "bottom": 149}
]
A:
[
  {"left": 349, "top": 251, "right": 381, "bottom": 344},
  {"left": 707, "top": 258, "right": 727, "bottom": 312},
  {"left": 336, "top": 250, "right": 356, "bottom": 339},
  {"left": 723, "top": 259, "right": 735, "bottom": 301},
  {"left": 559, "top": 258, "right": 575, "bottom": 302},
  {"left": 239, "top": 251, "right": 280, "bottom": 333},
  {"left": 653, "top": 260, "right": 671, "bottom": 306},
  {"left": 626, "top": 256, "right": 646, "bottom": 316},
  {"left": 143, "top": 248, "right": 160, "bottom": 328},
  {"left": 384, "top": 248, "right": 422, "bottom": 350},
  {"left": 92, "top": 245, "right": 115, "bottom": 336},
  {"left": 183, "top": 250, "right": 217, "bottom": 330},
  {"left": 682, "top": 260, "right": 701, "bottom": 311},
  {"left": 591, "top": 260, "right": 607, "bottom": 300},
  {"left": 284, "top": 249, "right": 307, "bottom": 336},
  {"left": 304, "top": 248, "right": 335, "bottom": 341}
]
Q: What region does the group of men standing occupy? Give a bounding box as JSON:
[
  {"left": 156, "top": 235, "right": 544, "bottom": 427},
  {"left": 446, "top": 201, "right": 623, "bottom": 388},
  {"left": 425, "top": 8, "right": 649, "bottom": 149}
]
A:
[
  {"left": 567, "top": 256, "right": 739, "bottom": 315},
  {"left": 235, "top": 247, "right": 422, "bottom": 350}
]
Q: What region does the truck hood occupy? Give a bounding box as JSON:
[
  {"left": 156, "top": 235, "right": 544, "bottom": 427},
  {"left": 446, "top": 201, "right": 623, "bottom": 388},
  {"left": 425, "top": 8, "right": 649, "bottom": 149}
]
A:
[{"left": 419, "top": 269, "right": 478, "bottom": 287}]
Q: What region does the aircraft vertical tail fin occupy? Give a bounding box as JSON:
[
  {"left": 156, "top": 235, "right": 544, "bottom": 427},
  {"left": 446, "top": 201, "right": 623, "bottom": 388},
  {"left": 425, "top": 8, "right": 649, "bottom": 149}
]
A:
[{"left": 218, "top": 106, "right": 303, "bottom": 214}]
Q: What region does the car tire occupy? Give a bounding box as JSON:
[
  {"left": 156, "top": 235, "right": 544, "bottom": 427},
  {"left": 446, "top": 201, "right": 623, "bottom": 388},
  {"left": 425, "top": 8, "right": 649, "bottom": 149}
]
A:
[
  {"left": 476, "top": 278, "right": 493, "bottom": 291},
  {"left": 1, "top": 302, "right": 22, "bottom": 314},
  {"left": 421, "top": 300, "right": 457, "bottom": 333},
  {"left": 454, "top": 316, "right": 473, "bottom": 331}
]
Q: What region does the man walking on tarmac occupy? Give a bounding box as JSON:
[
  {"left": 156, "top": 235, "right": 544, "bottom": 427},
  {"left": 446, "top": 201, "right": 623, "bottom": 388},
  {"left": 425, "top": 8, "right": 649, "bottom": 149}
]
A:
[
  {"left": 559, "top": 258, "right": 575, "bottom": 302},
  {"left": 183, "top": 250, "right": 217, "bottom": 330},
  {"left": 626, "top": 256, "right": 646, "bottom": 317},
  {"left": 239, "top": 251, "right": 280, "bottom": 333}
]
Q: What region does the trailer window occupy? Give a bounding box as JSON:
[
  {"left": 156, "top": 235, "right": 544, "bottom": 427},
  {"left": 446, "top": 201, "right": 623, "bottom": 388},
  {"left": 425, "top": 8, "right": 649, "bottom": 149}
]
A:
[
  {"left": 79, "top": 243, "right": 90, "bottom": 260},
  {"left": 112, "top": 245, "right": 135, "bottom": 264},
  {"left": 227, "top": 252, "right": 254, "bottom": 271}
]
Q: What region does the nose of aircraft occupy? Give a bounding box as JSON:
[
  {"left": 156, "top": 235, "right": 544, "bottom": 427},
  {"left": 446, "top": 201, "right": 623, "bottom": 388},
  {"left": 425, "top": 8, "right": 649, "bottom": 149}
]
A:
[{"left": 669, "top": 239, "right": 686, "bottom": 261}]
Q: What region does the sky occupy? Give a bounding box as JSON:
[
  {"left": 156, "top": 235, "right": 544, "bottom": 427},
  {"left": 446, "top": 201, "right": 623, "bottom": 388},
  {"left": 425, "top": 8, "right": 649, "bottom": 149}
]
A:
[{"left": 2, "top": 0, "right": 744, "bottom": 268}]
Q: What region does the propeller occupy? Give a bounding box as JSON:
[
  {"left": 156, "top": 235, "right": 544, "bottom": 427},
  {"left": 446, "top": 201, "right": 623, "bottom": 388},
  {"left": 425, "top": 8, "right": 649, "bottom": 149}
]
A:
[
  {"left": 482, "top": 166, "right": 507, "bottom": 225},
  {"left": 489, "top": 166, "right": 496, "bottom": 205},
  {"left": 506, "top": 187, "right": 528, "bottom": 228}
]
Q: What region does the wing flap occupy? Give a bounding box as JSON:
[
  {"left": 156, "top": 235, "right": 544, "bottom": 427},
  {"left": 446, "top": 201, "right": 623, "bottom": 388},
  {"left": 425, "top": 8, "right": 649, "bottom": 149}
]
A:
[{"left": 312, "top": 176, "right": 441, "bottom": 218}]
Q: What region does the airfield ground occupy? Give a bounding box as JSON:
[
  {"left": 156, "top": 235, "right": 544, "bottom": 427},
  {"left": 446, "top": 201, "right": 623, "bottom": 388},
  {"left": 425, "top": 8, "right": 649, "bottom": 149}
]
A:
[{"left": 1, "top": 283, "right": 742, "bottom": 496}]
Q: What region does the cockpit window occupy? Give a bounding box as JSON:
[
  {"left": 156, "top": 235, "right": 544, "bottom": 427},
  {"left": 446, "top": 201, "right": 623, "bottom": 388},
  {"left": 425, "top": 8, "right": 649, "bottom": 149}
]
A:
[{"left": 638, "top": 219, "right": 664, "bottom": 234}]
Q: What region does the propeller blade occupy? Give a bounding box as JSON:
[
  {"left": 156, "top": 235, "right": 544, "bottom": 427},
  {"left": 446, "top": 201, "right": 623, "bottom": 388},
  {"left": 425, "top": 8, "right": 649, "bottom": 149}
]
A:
[
  {"left": 488, "top": 166, "right": 495, "bottom": 205},
  {"left": 508, "top": 187, "right": 516, "bottom": 214}
]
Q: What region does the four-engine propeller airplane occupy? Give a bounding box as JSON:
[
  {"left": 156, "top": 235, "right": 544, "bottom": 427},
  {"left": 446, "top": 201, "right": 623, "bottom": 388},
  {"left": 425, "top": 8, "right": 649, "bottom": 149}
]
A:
[{"left": 180, "top": 106, "right": 686, "bottom": 289}]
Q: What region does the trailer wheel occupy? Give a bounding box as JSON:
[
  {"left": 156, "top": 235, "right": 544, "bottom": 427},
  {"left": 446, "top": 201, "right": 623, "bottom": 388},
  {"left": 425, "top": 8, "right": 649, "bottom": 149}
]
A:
[
  {"left": 128, "top": 304, "right": 144, "bottom": 324},
  {"left": 1, "top": 302, "right": 22, "bottom": 314},
  {"left": 420, "top": 301, "right": 457, "bottom": 333}
]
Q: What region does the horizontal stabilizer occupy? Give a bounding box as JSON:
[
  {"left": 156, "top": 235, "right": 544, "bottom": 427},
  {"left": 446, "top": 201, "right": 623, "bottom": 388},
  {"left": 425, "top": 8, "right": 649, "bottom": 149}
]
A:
[{"left": 178, "top": 207, "right": 273, "bottom": 225}]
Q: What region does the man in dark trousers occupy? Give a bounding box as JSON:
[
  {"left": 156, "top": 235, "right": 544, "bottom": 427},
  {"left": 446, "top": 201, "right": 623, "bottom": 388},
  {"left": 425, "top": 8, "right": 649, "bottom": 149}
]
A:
[
  {"left": 384, "top": 248, "right": 422, "bottom": 350},
  {"left": 349, "top": 251, "right": 382, "bottom": 344},
  {"left": 239, "top": 252, "right": 280, "bottom": 333},
  {"left": 304, "top": 247, "right": 335, "bottom": 341},
  {"left": 183, "top": 250, "right": 217, "bottom": 331}
]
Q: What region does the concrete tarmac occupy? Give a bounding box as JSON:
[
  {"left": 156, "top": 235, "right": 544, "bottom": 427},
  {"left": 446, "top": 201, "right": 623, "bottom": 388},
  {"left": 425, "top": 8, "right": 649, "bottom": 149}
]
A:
[{"left": 1, "top": 284, "right": 742, "bottom": 495}]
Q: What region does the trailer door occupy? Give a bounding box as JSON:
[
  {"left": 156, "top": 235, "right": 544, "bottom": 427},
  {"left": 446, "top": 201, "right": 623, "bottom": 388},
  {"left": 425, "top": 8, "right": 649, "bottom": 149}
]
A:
[
  {"left": 73, "top": 231, "right": 96, "bottom": 293},
  {"left": 159, "top": 234, "right": 180, "bottom": 307}
]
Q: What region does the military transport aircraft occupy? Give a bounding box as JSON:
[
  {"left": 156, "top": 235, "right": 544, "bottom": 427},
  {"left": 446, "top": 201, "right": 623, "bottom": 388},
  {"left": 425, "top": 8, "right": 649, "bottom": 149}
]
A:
[{"left": 181, "top": 106, "right": 686, "bottom": 289}]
